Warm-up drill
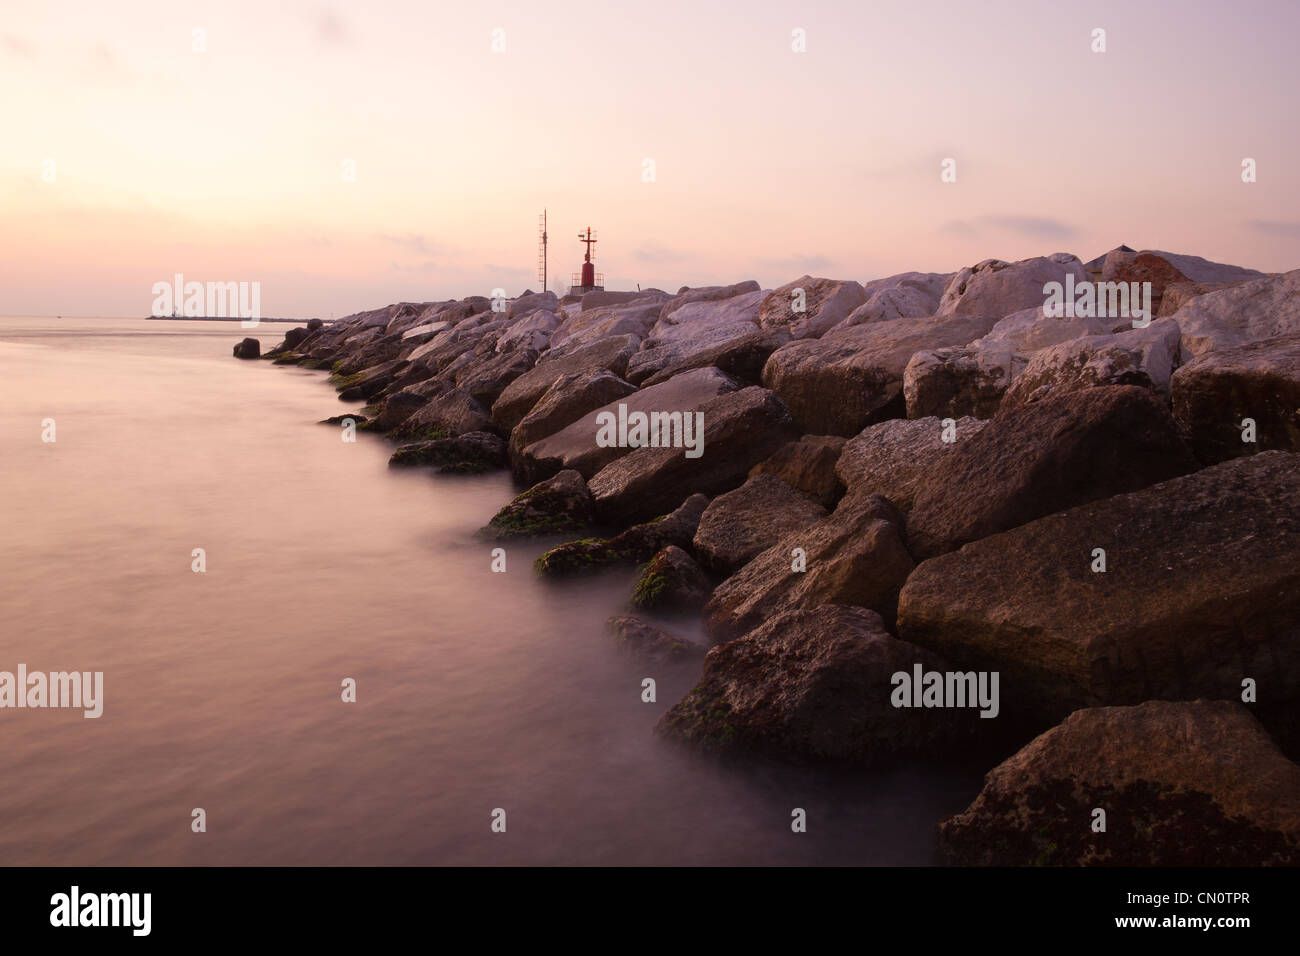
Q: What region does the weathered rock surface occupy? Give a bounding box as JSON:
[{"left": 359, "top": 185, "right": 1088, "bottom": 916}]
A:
[
  {"left": 507, "top": 369, "right": 636, "bottom": 461},
  {"left": 834, "top": 272, "right": 951, "bottom": 329},
  {"left": 587, "top": 386, "right": 799, "bottom": 525},
  {"left": 1173, "top": 269, "right": 1300, "bottom": 359},
  {"left": 626, "top": 290, "right": 765, "bottom": 385},
  {"left": 978, "top": 305, "right": 1109, "bottom": 352},
  {"left": 515, "top": 367, "right": 742, "bottom": 486},
  {"left": 834, "top": 416, "right": 987, "bottom": 510},
  {"left": 761, "top": 313, "right": 1001, "bottom": 435},
  {"left": 703, "top": 492, "right": 913, "bottom": 642},
  {"left": 747, "top": 435, "right": 846, "bottom": 508},
  {"left": 605, "top": 616, "right": 706, "bottom": 664},
  {"left": 692, "top": 474, "right": 828, "bottom": 575},
  {"left": 479, "top": 469, "right": 595, "bottom": 539},
  {"left": 898, "top": 452, "right": 1300, "bottom": 719},
  {"left": 938, "top": 701, "right": 1300, "bottom": 865},
  {"left": 629, "top": 545, "right": 713, "bottom": 611},
  {"left": 1171, "top": 331, "right": 1300, "bottom": 464},
  {"left": 387, "top": 380, "right": 495, "bottom": 441},
  {"left": 388, "top": 431, "right": 507, "bottom": 473},
  {"left": 533, "top": 493, "right": 709, "bottom": 576},
  {"left": 548, "top": 297, "right": 663, "bottom": 354},
  {"left": 905, "top": 385, "right": 1196, "bottom": 559},
  {"left": 233, "top": 337, "right": 260, "bottom": 359},
  {"left": 903, "top": 342, "right": 1023, "bottom": 419},
  {"left": 638, "top": 328, "right": 789, "bottom": 387},
  {"left": 937, "top": 254, "right": 1088, "bottom": 319},
  {"left": 999, "top": 319, "right": 1182, "bottom": 410},
  {"left": 657, "top": 605, "right": 974, "bottom": 766},
  {"left": 490, "top": 334, "right": 640, "bottom": 432},
  {"left": 757, "top": 276, "right": 867, "bottom": 339}
]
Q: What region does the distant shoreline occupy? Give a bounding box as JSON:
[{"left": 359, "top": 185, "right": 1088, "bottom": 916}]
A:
[{"left": 146, "top": 316, "right": 321, "bottom": 324}]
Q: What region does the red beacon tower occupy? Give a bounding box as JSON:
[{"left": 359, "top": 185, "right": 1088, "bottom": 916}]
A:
[{"left": 569, "top": 227, "right": 604, "bottom": 295}]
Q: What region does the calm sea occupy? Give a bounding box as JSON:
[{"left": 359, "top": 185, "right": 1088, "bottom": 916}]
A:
[{"left": 0, "top": 316, "right": 978, "bottom": 865}]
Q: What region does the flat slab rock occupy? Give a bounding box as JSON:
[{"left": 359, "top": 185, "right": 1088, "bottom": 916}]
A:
[
  {"left": 606, "top": 616, "right": 706, "bottom": 664},
  {"left": 898, "top": 451, "right": 1300, "bottom": 721},
  {"left": 747, "top": 435, "right": 846, "bottom": 508},
  {"left": 388, "top": 432, "right": 507, "bottom": 473},
  {"left": 703, "top": 492, "right": 913, "bottom": 642},
  {"left": 1171, "top": 330, "right": 1300, "bottom": 464},
  {"left": 938, "top": 700, "right": 1300, "bottom": 865},
  {"left": 835, "top": 416, "right": 988, "bottom": 511},
  {"left": 905, "top": 385, "right": 1196, "bottom": 560},
  {"left": 479, "top": 469, "right": 594, "bottom": 539},
  {"left": 656, "top": 605, "right": 976, "bottom": 767},
  {"left": 692, "top": 474, "right": 828, "bottom": 575}
]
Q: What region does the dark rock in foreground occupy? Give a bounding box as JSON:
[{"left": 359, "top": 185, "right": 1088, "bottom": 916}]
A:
[
  {"left": 747, "top": 435, "right": 846, "bottom": 508},
  {"left": 938, "top": 700, "right": 1300, "bottom": 865},
  {"left": 703, "top": 492, "right": 913, "bottom": 642},
  {"left": 898, "top": 452, "right": 1300, "bottom": 721},
  {"left": 835, "top": 416, "right": 986, "bottom": 510},
  {"left": 657, "top": 605, "right": 975, "bottom": 766},
  {"left": 233, "top": 337, "right": 260, "bottom": 359},
  {"left": 605, "top": 616, "right": 706, "bottom": 664},
  {"left": 388, "top": 431, "right": 507, "bottom": 473},
  {"left": 479, "top": 469, "right": 594, "bottom": 539},
  {"left": 534, "top": 493, "right": 709, "bottom": 577},
  {"left": 629, "top": 546, "right": 712, "bottom": 611},
  {"left": 588, "top": 386, "right": 799, "bottom": 526},
  {"left": 905, "top": 385, "right": 1197, "bottom": 560},
  {"left": 1171, "top": 331, "right": 1300, "bottom": 464},
  {"left": 692, "top": 474, "right": 827, "bottom": 576}
]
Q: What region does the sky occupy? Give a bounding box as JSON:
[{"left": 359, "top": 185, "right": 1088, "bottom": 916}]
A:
[{"left": 2, "top": 0, "right": 1297, "bottom": 317}]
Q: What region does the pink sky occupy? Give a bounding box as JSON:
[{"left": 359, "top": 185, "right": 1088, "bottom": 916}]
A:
[{"left": 2, "top": 0, "right": 1297, "bottom": 317}]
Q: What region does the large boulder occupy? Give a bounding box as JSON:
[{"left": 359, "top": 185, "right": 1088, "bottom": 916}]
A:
[
  {"left": 999, "top": 319, "right": 1182, "bottom": 411},
  {"left": 833, "top": 272, "right": 952, "bottom": 330},
  {"left": 757, "top": 276, "right": 867, "bottom": 339},
  {"left": 629, "top": 545, "right": 713, "bottom": 611},
  {"left": 905, "top": 385, "right": 1197, "bottom": 560},
  {"left": 761, "top": 313, "right": 1002, "bottom": 435},
  {"left": 587, "top": 386, "right": 800, "bottom": 525},
  {"left": 937, "top": 254, "right": 1088, "bottom": 319},
  {"left": 388, "top": 380, "right": 495, "bottom": 441},
  {"left": 606, "top": 616, "right": 706, "bottom": 664},
  {"left": 703, "top": 492, "right": 913, "bottom": 642},
  {"left": 1100, "top": 249, "right": 1264, "bottom": 316},
  {"left": 835, "top": 416, "right": 987, "bottom": 510},
  {"left": 489, "top": 333, "right": 641, "bottom": 431},
  {"left": 747, "top": 435, "right": 846, "bottom": 508},
  {"left": 658, "top": 281, "right": 761, "bottom": 320},
  {"left": 387, "top": 431, "right": 507, "bottom": 473},
  {"left": 898, "top": 452, "right": 1300, "bottom": 721},
  {"left": 657, "top": 605, "right": 976, "bottom": 766},
  {"left": 1171, "top": 331, "right": 1300, "bottom": 464},
  {"left": 514, "top": 367, "right": 743, "bottom": 486},
  {"left": 452, "top": 344, "right": 539, "bottom": 407},
  {"left": 903, "top": 342, "right": 1022, "bottom": 419},
  {"left": 232, "top": 337, "right": 260, "bottom": 359},
  {"left": 548, "top": 298, "right": 663, "bottom": 354},
  {"left": 506, "top": 290, "right": 557, "bottom": 319},
  {"left": 938, "top": 701, "right": 1300, "bottom": 865},
  {"left": 692, "top": 474, "right": 828, "bottom": 575},
  {"left": 507, "top": 369, "right": 636, "bottom": 461},
  {"left": 978, "top": 305, "right": 1109, "bottom": 352},
  {"left": 625, "top": 289, "right": 765, "bottom": 385},
  {"left": 533, "top": 494, "right": 709, "bottom": 577},
  {"left": 494, "top": 309, "right": 559, "bottom": 353},
  {"left": 1173, "top": 269, "right": 1300, "bottom": 359},
  {"left": 638, "top": 328, "right": 789, "bottom": 387},
  {"left": 479, "top": 469, "right": 595, "bottom": 539}
]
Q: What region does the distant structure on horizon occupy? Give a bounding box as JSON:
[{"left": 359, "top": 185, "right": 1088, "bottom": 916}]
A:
[{"left": 569, "top": 226, "right": 604, "bottom": 295}]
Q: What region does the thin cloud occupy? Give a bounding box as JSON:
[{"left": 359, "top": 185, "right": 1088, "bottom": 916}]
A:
[
  {"left": 377, "top": 233, "right": 451, "bottom": 256},
  {"left": 2, "top": 33, "right": 35, "bottom": 58},
  {"left": 943, "top": 215, "right": 1076, "bottom": 240},
  {"left": 1247, "top": 220, "right": 1300, "bottom": 239}
]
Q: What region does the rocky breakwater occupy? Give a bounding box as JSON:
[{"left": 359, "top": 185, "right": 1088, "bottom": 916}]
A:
[{"left": 246, "top": 249, "right": 1300, "bottom": 864}]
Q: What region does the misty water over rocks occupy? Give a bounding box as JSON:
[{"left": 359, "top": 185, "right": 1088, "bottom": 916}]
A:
[{"left": 0, "top": 317, "right": 977, "bottom": 865}]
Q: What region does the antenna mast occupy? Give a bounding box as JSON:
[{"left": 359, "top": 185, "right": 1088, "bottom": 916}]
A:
[{"left": 538, "top": 210, "right": 548, "bottom": 292}]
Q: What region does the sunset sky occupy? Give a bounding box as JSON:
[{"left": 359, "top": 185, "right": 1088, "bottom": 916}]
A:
[{"left": 2, "top": 0, "right": 1297, "bottom": 318}]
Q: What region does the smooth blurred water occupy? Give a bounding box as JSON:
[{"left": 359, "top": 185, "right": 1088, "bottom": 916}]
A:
[{"left": 0, "top": 317, "right": 979, "bottom": 865}]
